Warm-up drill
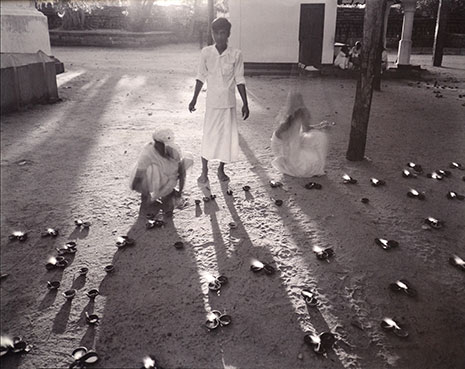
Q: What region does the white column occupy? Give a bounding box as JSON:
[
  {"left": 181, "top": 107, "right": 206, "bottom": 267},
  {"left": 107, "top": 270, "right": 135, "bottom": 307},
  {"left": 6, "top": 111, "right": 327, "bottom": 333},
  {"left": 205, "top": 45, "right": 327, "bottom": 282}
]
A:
[
  {"left": 397, "top": 0, "right": 417, "bottom": 66},
  {"left": 383, "top": 1, "right": 395, "bottom": 49},
  {"left": 0, "top": 0, "right": 52, "bottom": 55}
]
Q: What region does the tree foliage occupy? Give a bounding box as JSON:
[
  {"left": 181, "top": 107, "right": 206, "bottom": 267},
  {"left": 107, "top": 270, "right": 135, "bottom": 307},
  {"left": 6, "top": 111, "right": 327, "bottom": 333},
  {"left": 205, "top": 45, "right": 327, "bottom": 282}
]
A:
[
  {"left": 36, "top": 1, "right": 123, "bottom": 29},
  {"left": 36, "top": 0, "right": 228, "bottom": 31},
  {"left": 416, "top": 0, "right": 465, "bottom": 17}
]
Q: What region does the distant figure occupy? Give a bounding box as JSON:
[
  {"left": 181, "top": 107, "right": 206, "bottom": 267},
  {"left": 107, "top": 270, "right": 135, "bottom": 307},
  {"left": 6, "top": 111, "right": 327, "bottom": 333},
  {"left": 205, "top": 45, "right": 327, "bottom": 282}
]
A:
[
  {"left": 349, "top": 41, "right": 362, "bottom": 69},
  {"left": 381, "top": 47, "right": 388, "bottom": 73},
  {"left": 189, "top": 17, "right": 249, "bottom": 183},
  {"left": 271, "top": 92, "right": 331, "bottom": 177},
  {"left": 129, "top": 128, "right": 193, "bottom": 209},
  {"left": 334, "top": 45, "right": 350, "bottom": 70}
]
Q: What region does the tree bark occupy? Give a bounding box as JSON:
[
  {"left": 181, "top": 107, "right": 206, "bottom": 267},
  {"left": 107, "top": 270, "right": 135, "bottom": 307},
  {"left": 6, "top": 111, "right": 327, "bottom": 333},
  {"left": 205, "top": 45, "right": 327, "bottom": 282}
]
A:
[
  {"left": 373, "top": 2, "right": 388, "bottom": 91},
  {"left": 207, "top": 0, "right": 214, "bottom": 45},
  {"left": 433, "top": 0, "right": 450, "bottom": 67},
  {"left": 346, "top": 0, "right": 387, "bottom": 161}
]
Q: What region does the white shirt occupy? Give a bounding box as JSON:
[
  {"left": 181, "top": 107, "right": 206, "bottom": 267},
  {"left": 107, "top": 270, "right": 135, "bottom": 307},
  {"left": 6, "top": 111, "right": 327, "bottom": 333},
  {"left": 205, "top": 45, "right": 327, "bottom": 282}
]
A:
[{"left": 196, "top": 45, "right": 246, "bottom": 109}]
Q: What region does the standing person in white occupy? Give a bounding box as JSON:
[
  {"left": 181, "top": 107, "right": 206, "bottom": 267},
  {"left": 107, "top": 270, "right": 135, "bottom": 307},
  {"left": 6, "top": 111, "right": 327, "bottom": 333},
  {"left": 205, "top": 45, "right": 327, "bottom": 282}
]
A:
[{"left": 189, "top": 17, "right": 249, "bottom": 183}]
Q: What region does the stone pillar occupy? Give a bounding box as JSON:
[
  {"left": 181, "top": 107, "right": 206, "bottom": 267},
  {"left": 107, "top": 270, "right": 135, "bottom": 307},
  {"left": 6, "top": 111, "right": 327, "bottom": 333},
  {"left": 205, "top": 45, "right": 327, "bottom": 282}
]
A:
[
  {"left": 383, "top": 1, "right": 395, "bottom": 48},
  {"left": 397, "top": 0, "right": 416, "bottom": 66},
  {"left": 0, "top": 0, "right": 51, "bottom": 55}
]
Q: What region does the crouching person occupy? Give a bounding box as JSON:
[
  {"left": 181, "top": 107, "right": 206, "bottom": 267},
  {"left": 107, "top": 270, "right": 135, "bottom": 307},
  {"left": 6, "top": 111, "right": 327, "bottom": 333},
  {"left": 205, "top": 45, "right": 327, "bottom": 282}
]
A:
[{"left": 129, "top": 127, "right": 193, "bottom": 213}]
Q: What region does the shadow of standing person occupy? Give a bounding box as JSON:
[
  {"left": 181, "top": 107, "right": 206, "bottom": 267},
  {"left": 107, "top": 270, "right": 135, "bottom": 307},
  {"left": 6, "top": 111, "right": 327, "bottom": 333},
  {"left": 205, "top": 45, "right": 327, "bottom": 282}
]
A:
[{"left": 92, "top": 198, "right": 225, "bottom": 368}]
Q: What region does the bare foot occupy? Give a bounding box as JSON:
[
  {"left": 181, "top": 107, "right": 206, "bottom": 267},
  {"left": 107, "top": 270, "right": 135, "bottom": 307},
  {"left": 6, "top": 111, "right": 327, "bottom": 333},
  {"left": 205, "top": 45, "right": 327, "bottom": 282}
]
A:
[
  {"left": 197, "top": 173, "right": 209, "bottom": 184},
  {"left": 217, "top": 170, "right": 230, "bottom": 182}
]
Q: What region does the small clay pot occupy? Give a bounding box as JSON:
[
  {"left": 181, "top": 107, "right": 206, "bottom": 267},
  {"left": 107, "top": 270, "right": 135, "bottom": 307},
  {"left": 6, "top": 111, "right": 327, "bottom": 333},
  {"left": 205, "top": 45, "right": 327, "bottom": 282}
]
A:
[
  {"left": 45, "top": 262, "right": 56, "bottom": 271},
  {"left": 78, "top": 267, "right": 89, "bottom": 276},
  {"left": 370, "top": 178, "right": 386, "bottom": 187},
  {"left": 79, "top": 351, "right": 99, "bottom": 364},
  {"left": 56, "top": 259, "right": 68, "bottom": 268},
  {"left": 205, "top": 318, "right": 219, "bottom": 330},
  {"left": 269, "top": 180, "right": 282, "bottom": 188},
  {"left": 219, "top": 314, "right": 232, "bottom": 326},
  {"left": 72, "top": 346, "right": 88, "bottom": 360},
  {"left": 217, "top": 275, "right": 228, "bottom": 285},
  {"left": 104, "top": 265, "right": 115, "bottom": 273},
  {"left": 86, "top": 313, "right": 100, "bottom": 325},
  {"left": 47, "top": 281, "right": 61, "bottom": 290},
  {"left": 208, "top": 280, "right": 221, "bottom": 291},
  {"left": 86, "top": 289, "right": 99, "bottom": 299},
  {"left": 63, "top": 289, "right": 76, "bottom": 300},
  {"left": 342, "top": 174, "right": 357, "bottom": 184},
  {"left": 174, "top": 241, "right": 184, "bottom": 250}
]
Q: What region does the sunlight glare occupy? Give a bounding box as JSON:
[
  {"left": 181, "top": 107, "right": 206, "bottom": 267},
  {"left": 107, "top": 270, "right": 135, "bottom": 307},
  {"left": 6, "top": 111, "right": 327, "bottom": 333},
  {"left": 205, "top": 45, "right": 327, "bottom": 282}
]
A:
[
  {"left": 312, "top": 245, "right": 324, "bottom": 253},
  {"left": 142, "top": 356, "right": 155, "bottom": 368},
  {"left": 250, "top": 258, "right": 264, "bottom": 268},
  {"left": 57, "top": 70, "right": 85, "bottom": 88},
  {"left": 200, "top": 271, "right": 216, "bottom": 283}
]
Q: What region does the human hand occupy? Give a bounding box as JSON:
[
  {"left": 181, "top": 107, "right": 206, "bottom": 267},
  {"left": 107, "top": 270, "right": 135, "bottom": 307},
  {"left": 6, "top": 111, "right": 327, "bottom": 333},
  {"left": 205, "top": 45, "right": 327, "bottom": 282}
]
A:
[
  {"left": 188, "top": 100, "right": 196, "bottom": 112},
  {"left": 242, "top": 104, "right": 249, "bottom": 120}
]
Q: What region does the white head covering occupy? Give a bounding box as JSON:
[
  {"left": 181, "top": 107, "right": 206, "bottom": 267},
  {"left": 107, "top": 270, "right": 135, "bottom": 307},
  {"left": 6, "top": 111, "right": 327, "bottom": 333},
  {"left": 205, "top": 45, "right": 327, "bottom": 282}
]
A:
[{"left": 152, "top": 127, "right": 175, "bottom": 145}]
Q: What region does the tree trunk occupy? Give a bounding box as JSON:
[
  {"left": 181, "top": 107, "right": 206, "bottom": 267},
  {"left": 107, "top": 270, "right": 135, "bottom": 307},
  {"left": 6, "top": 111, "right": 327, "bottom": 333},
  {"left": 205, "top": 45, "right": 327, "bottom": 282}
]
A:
[
  {"left": 433, "top": 0, "right": 450, "bottom": 67},
  {"left": 373, "top": 3, "right": 388, "bottom": 91},
  {"left": 207, "top": 0, "right": 214, "bottom": 45},
  {"left": 346, "top": 0, "right": 387, "bottom": 161}
]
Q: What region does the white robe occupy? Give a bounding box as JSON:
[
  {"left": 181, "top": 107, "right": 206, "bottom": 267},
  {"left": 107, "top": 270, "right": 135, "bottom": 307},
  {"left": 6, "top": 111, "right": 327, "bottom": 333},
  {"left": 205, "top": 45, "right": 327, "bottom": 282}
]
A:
[
  {"left": 271, "top": 94, "right": 329, "bottom": 177},
  {"left": 129, "top": 142, "right": 193, "bottom": 200},
  {"left": 196, "top": 45, "right": 245, "bottom": 163}
]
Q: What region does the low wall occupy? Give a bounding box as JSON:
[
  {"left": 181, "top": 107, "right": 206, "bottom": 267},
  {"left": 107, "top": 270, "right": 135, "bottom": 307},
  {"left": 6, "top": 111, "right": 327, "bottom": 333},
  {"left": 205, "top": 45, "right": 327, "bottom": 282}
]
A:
[
  {"left": 1, "top": 51, "right": 59, "bottom": 113},
  {"left": 49, "top": 29, "right": 177, "bottom": 47}
]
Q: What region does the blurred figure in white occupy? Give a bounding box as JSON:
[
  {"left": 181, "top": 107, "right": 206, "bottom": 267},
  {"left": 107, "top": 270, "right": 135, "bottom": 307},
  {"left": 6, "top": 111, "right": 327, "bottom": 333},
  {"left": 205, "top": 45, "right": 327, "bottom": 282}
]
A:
[
  {"left": 334, "top": 45, "right": 350, "bottom": 70},
  {"left": 271, "top": 92, "right": 332, "bottom": 177},
  {"left": 129, "top": 127, "right": 193, "bottom": 210},
  {"left": 381, "top": 47, "right": 388, "bottom": 73},
  {"left": 349, "top": 41, "right": 362, "bottom": 69}
]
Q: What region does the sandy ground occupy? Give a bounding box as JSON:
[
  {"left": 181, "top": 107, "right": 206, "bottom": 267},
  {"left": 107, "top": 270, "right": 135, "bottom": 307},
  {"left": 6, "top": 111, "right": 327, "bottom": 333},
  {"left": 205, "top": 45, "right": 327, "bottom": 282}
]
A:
[{"left": 1, "top": 43, "right": 465, "bottom": 369}]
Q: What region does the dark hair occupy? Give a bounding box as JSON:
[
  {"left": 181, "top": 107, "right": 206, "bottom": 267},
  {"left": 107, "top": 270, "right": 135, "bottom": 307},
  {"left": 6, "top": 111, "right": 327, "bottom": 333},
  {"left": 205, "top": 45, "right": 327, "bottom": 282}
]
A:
[{"left": 211, "top": 17, "right": 231, "bottom": 32}]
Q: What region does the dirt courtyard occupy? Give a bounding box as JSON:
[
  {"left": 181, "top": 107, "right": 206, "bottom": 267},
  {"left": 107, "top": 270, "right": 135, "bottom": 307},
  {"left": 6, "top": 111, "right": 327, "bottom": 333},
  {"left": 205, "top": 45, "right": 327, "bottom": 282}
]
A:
[{"left": 1, "top": 43, "right": 464, "bottom": 369}]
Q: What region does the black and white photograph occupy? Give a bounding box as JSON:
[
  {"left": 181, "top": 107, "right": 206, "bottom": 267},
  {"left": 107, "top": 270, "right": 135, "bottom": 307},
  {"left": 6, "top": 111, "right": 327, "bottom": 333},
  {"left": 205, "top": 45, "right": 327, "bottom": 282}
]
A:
[{"left": 1, "top": 0, "right": 464, "bottom": 368}]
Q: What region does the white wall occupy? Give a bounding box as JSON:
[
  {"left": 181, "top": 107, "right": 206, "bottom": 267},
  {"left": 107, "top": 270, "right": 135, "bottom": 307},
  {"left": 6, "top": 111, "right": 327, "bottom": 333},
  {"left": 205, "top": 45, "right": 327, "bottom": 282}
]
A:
[
  {"left": 229, "top": 0, "right": 337, "bottom": 64},
  {"left": 1, "top": 0, "right": 52, "bottom": 55}
]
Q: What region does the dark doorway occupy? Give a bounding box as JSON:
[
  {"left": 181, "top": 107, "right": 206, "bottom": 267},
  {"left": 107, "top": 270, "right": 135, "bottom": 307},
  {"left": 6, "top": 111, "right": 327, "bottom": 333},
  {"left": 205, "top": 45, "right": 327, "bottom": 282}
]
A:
[{"left": 299, "top": 4, "right": 325, "bottom": 67}]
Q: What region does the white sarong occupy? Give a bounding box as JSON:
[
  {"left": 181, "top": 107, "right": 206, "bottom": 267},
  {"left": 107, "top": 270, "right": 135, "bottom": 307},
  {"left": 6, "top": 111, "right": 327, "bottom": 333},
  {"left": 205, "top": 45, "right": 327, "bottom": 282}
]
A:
[{"left": 201, "top": 107, "right": 239, "bottom": 163}]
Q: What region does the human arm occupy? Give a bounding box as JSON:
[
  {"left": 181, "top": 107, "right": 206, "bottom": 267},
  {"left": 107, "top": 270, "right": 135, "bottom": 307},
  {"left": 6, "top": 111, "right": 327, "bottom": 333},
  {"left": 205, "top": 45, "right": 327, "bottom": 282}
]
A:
[
  {"left": 237, "top": 84, "right": 249, "bottom": 120},
  {"left": 274, "top": 114, "right": 294, "bottom": 139},
  {"left": 234, "top": 50, "right": 249, "bottom": 120},
  {"left": 189, "top": 79, "right": 204, "bottom": 112},
  {"left": 189, "top": 49, "right": 207, "bottom": 112}
]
